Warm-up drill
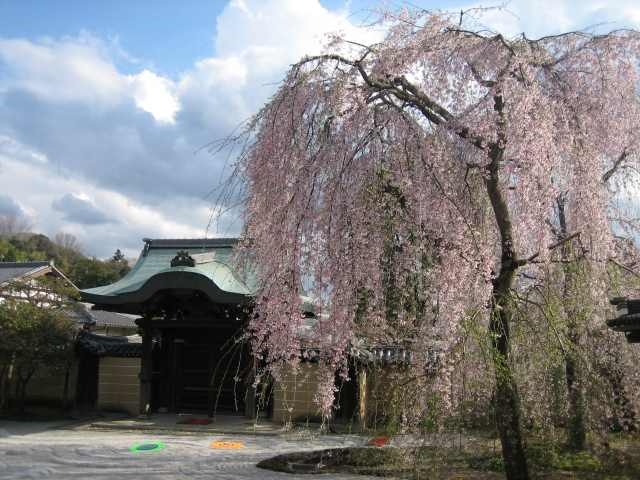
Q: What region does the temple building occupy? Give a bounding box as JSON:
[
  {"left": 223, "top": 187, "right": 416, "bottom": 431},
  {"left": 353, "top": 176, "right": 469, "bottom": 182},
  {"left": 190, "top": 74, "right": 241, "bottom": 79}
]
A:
[
  {"left": 79, "top": 238, "right": 255, "bottom": 417},
  {"left": 0, "top": 260, "right": 75, "bottom": 299},
  {"left": 79, "top": 238, "right": 326, "bottom": 421},
  {"left": 0, "top": 260, "right": 135, "bottom": 410}
]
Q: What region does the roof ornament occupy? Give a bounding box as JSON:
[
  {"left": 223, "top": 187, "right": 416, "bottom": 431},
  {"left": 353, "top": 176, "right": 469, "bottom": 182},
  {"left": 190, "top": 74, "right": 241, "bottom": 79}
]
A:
[
  {"left": 142, "top": 240, "right": 151, "bottom": 257},
  {"left": 170, "top": 250, "right": 195, "bottom": 268}
]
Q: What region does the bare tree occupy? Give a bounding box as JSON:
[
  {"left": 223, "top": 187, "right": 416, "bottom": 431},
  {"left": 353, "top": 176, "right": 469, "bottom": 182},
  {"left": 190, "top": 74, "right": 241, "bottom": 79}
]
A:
[
  {"left": 0, "top": 215, "right": 32, "bottom": 237},
  {"left": 53, "top": 232, "right": 83, "bottom": 253}
]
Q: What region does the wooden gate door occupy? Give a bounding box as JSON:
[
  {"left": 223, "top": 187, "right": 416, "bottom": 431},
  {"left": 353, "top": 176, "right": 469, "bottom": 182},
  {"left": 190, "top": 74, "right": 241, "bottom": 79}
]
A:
[{"left": 173, "top": 326, "right": 246, "bottom": 414}]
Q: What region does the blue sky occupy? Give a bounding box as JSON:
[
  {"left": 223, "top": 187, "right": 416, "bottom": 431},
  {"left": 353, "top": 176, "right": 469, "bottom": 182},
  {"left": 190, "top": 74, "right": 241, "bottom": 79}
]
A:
[
  {"left": 1, "top": 1, "right": 462, "bottom": 75},
  {"left": 1, "top": 1, "right": 229, "bottom": 76},
  {"left": 0, "top": 0, "right": 638, "bottom": 259}
]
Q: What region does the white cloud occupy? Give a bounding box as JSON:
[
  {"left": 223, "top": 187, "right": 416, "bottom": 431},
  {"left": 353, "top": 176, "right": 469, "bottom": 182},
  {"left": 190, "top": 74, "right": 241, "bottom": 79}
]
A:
[
  {"left": 0, "top": 149, "right": 208, "bottom": 257},
  {"left": 0, "top": 37, "right": 126, "bottom": 108},
  {"left": 0, "top": 35, "right": 182, "bottom": 123},
  {"left": 52, "top": 193, "right": 114, "bottom": 225},
  {"left": 128, "top": 70, "right": 180, "bottom": 123},
  {"left": 0, "top": 193, "right": 26, "bottom": 218},
  {"left": 215, "top": 0, "right": 378, "bottom": 59},
  {"left": 0, "top": 135, "right": 48, "bottom": 164},
  {"left": 173, "top": 0, "right": 383, "bottom": 137},
  {"left": 457, "top": 0, "right": 640, "bottom": 38},
  {"left": 177, "top": 56, "right": 251, "bottom": 128}
]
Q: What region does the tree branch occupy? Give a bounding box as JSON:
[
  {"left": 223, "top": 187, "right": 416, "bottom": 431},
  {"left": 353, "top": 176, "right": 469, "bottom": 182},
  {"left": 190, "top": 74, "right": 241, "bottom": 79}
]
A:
[
  {"left": 608, "top": 257, "right": 640, "bottom": 279},
  {"left": 467, "top": 61, "right": 496, "bottom": 87},
  {"left": 296, "top": 54, "right": 488, "bottom": 150},
  {"left": 517, "top": 232, "right": 581, "bottom": 266},
  {"left": 602, "top": 150, "right": 628, "bottom": 183}
]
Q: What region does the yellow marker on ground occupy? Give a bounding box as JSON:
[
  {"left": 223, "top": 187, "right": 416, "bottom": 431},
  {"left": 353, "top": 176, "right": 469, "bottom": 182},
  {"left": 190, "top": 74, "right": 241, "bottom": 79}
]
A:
[{"left": 210, "top": 441, "right": 244, "bottom": 449}]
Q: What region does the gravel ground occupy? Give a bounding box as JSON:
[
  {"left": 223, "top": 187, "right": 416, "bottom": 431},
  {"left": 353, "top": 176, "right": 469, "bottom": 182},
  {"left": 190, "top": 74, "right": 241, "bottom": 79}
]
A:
[{"left": 0, "top": 422, "right": 376, "bottom": 480}]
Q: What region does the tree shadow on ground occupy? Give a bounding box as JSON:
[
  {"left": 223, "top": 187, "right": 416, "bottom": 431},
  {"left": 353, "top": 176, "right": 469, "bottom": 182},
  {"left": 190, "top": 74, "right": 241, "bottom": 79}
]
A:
[{"left": 257, "top": 434, "right": 640, "bottom": 479}]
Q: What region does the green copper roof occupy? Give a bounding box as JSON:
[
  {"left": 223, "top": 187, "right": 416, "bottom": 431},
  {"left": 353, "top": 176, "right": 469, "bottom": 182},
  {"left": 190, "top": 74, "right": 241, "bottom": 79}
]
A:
[
  {"left": 80, "top": 238, "right": 315, "bottom": 314},
  {"left": 80, "top": 238, "right": 256, "bottom": 307}
]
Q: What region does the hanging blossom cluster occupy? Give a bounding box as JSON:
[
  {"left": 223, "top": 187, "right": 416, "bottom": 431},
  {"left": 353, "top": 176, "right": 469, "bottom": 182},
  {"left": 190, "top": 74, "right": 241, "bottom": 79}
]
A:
[{"left": 232, "top": 9, "right": 640, "bottom": 416}]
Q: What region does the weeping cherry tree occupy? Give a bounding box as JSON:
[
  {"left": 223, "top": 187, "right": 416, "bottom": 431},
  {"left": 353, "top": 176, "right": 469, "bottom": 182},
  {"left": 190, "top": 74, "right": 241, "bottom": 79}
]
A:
[{"left": 230, "top": 9, "right": 640, "bottom": 480}]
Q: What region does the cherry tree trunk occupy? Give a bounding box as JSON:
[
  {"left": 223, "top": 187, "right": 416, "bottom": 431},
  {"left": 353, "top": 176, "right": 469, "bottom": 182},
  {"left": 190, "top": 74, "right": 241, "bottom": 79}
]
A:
[
  {"left": 486, "top": 136, "right": 529, "bottom": 480},
  {"left": 491, "top": 275, "right": 529, "bottom": 480},
  {"left": 565, "top": 333, "right": 586, "bottom": 449},
  {"left": 558, "top": 200, "right": 587, "bottom": 450}
]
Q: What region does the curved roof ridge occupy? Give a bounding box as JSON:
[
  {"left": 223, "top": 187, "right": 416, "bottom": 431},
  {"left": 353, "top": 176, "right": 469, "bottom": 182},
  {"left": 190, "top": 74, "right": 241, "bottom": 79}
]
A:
[{"left": 142, "top": 238, "right": 239, "bottom": 249}]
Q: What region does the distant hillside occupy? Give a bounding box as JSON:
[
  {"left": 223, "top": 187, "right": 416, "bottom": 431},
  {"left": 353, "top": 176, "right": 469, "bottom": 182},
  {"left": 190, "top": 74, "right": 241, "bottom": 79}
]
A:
[{"left": 0, "top": 233, "right": 130, "bottom": 289}]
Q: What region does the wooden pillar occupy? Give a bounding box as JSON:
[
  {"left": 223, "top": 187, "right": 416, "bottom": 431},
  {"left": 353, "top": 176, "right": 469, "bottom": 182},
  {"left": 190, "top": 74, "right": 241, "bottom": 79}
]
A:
[
  {"left": 169, "top": 338, "right": 181, "bottom": 413},
  {"left": 244, "top": 365, "right": 257, "bottom": 420},
  {"left": 358, "top": 368, "right": 367, "bottom": 430},
  {"left": 139, "top": 323, "right": 153, "bottom": 416}
]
